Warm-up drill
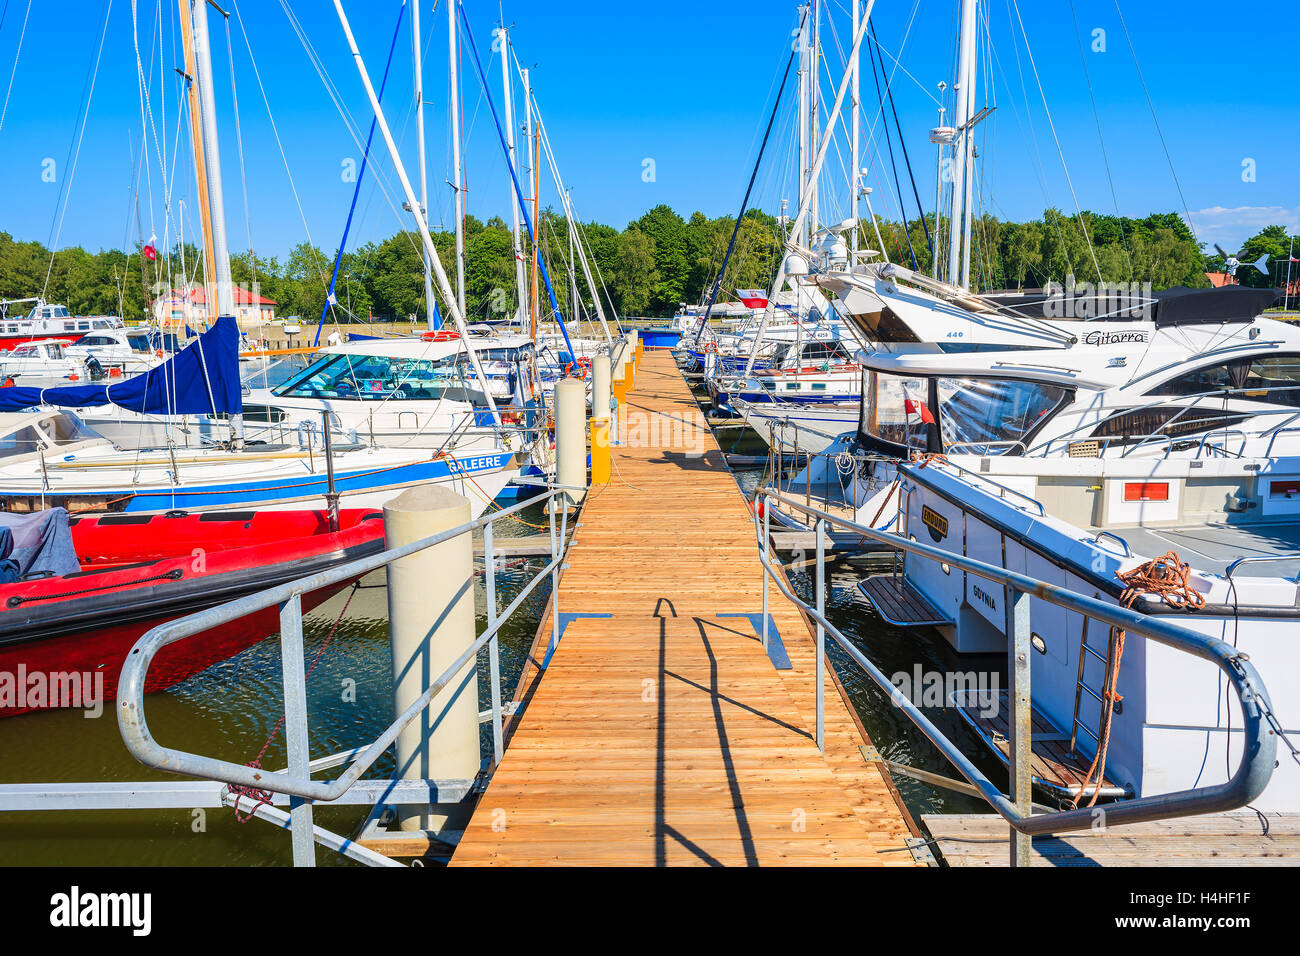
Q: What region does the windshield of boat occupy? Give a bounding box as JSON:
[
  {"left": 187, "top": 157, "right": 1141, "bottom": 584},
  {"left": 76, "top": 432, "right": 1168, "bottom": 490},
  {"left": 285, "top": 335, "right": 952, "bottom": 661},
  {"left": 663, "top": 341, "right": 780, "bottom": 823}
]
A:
[
  {"left": 859, "top": 370, "right": 930, "bottom": 450},
  {"left": 0, "top": 413, "right": 102, "bottom": 459},
  {"left": 272, "top": 352, "right": 460, "bottom": 401},
  {"left": 937, "top": 377, "right": 1073, "bottom": 455}
]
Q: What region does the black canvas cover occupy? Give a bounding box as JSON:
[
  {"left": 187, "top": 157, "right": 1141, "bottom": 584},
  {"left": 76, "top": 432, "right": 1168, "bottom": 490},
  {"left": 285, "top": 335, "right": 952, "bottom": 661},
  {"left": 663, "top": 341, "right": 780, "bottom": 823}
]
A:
[{"left": 1152, "top": 285, "right": 1280, "bottom": 326}]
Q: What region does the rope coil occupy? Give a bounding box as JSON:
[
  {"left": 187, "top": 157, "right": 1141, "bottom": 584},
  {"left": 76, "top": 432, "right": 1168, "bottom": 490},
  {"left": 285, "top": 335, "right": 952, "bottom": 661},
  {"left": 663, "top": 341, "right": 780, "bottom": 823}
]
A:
[{"left": 1070, "top": 550, "right": 1204, "bottom": 808}]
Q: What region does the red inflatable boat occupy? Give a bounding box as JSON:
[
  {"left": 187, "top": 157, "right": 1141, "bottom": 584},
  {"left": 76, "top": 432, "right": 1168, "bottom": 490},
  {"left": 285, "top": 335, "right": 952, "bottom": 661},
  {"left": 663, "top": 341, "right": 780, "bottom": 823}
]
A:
[{"left": 0, "top": 509, "right": 386, "bottom": 716}]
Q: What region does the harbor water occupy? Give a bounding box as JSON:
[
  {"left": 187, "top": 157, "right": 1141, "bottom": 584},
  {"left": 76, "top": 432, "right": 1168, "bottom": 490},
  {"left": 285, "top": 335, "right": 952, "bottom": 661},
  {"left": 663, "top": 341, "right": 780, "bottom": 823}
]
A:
[{"left": 0, "top": 418, "right": 1008, "bottom": 865}]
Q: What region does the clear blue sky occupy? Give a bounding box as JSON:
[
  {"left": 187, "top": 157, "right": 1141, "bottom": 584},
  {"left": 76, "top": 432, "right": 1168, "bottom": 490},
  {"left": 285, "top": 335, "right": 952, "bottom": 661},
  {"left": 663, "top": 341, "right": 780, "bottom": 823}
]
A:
[{"left": 0, "top": 0, "right": 1296, "bottom": 264}]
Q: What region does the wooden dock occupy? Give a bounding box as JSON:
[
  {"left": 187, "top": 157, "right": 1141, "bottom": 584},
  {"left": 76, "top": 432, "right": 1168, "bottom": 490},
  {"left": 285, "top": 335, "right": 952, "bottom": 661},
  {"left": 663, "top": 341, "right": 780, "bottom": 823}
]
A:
[
  {"left": 924, "top": 812, "right": 1300, "bottom": 866},
  {"left": 452, "top": 351, "right": 920, "bottom": 866}
]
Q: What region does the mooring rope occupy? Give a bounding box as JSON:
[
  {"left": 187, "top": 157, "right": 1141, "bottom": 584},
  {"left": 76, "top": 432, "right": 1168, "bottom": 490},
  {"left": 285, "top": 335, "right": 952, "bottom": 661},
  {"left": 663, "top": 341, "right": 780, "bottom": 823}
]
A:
[{"left": 1069, "top": 550, "right": 1204, "bottom": 808}]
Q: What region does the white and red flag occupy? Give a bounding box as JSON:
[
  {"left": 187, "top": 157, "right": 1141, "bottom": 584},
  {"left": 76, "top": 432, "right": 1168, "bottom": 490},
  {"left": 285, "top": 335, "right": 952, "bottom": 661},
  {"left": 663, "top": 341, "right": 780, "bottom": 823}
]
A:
[
  {"left": 901, "top": 386, "right": 936, "bottom": 425},
  {"left": 736, "top": 289, "right": 768, "bottom": 309}
]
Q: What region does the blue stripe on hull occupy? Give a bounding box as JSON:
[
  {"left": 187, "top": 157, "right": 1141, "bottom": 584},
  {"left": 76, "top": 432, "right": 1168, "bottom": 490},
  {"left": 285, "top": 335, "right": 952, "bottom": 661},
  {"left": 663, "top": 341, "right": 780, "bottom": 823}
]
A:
[{"left": 121, "top": 453, "right": 513, "bottom": 512}]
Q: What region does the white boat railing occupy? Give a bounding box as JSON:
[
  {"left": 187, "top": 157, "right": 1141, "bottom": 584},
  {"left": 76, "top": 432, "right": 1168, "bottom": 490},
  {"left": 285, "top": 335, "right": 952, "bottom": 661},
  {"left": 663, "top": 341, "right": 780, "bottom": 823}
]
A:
[{"left": 752, "top": 484, "right": 1280, "bottom": 865}]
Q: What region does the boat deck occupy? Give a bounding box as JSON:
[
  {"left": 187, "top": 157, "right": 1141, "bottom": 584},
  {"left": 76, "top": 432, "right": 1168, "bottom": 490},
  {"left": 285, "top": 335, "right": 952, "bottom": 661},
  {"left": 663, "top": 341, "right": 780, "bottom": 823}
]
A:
[
  {"left": 452, "top": 350, "right": 919, "bottom": 866},
  {"left": 1118, "top": 520, "right": 1300, "bottom": 577},
  {"left": 924, "top": 812, "right": 1300, "bottom": 866}
]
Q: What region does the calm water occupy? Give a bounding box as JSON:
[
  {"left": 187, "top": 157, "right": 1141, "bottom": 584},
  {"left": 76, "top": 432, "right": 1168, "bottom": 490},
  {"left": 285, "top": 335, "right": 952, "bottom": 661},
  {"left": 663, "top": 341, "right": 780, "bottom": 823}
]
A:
[{"left": 0, "top": 400, "right": 1008, "bottom": 865}]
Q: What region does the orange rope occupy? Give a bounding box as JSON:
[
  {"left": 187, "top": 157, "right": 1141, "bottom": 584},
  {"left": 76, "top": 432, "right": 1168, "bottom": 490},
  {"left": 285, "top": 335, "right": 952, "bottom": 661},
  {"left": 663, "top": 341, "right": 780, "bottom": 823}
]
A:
[{"left": 1070, "top": 550, "right": 1204, "bottom": 808}]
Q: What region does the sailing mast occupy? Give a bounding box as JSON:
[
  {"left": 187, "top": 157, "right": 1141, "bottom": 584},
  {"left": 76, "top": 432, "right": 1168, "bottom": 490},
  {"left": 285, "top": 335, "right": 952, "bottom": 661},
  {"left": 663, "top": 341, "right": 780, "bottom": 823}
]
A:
[
  {"left": 497, "top": 26, "right": 528, "bottom": 333},
  {"left": 447, "top": 0, "right": 467, "bottom": 318},
  {"left": 181, "top": 0, "right": 242, "bottom": 446},
  {"left": 946, "top": 0, "right": 978, "bottom": 289},
  {"left": 411, "top": 0, "right": 437, "bottom": 328},
  {"left": 850, "top": 0, "right": 860, "bottom": 259},
  {"left": 523, "top": 67, "right": 541, "bottom": 345},
  {"left": 177, "top": 0, "right": 217, "bottom": 327}
]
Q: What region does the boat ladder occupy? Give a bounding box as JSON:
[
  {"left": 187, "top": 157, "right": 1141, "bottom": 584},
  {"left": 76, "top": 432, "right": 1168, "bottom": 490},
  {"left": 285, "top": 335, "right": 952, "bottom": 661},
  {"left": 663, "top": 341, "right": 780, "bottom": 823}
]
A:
[{"left": 1068, "top": 615, "right": 1118, "bottom": 758}]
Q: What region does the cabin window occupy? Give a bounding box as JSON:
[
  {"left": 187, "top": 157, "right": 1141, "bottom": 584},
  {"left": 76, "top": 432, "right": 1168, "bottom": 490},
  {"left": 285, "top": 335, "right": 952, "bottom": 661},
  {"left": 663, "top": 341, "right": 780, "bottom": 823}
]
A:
[
  {"left": 0, "top": 426, "right": 48, "bottom": 458},
  {"left": 859, "top": 370, "right": 929, "bottom": 450},
  {"left": 38, "top": 413, "right": 101, "bottom": 445},
  {"left": 1090, "top": 407, "right": 1251, "bottom": 443},
  {"left": 1150, "top": 354, "right": 1300, "bottom": 407},
  {"left": 937, "top": 377, "right": 1073, "bottom": 455},
  {"left": 273, "top": 353, "right": 457, "bottom": 401}
]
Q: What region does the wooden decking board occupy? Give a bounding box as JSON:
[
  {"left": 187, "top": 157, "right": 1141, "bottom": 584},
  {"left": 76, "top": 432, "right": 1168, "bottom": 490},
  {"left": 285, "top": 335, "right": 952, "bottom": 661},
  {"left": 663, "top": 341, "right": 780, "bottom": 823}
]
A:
[
  {"left": 924, "top": 812, "right": 1300, "bottom": 866},
  {"left": 452, "top": 352, "right": 918, "bottom": 866}
]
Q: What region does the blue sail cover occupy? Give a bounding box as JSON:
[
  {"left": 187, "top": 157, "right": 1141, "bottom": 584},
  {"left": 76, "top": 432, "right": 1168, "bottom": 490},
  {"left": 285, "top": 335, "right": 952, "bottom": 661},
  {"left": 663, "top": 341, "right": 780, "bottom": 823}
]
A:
[{"left": 0, "top": 316, "right": 243, "bottom": 415}]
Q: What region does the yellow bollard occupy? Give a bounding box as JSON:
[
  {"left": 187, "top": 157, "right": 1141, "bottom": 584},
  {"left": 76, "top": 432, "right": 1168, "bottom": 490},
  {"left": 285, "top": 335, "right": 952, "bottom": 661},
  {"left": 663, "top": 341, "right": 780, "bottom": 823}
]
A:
[{"left": 589, "top": 417, "right": 610, "bottom": 484}]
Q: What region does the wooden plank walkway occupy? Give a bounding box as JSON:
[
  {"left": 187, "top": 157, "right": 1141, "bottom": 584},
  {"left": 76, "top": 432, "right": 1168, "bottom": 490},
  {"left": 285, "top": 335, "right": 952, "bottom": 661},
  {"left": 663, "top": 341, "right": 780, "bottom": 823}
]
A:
[
  {"left": 452, "top": 351, "right": 919, "bottom": 866},
  {"left": 924, "top": 812, "right": 1300, "bottom": 866}
]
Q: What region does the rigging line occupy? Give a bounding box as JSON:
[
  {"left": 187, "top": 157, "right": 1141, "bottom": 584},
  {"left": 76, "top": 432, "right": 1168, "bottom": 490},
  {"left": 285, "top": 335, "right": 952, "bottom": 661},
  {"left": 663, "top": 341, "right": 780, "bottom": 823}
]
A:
[
  {"left": 313, "top": 0, "right": 406, "bottom": 348},
  {"left": 223, "top": 12, "right": 257, "bottom": 288},
  {"left": 1067, "top": 0, "right": 1132, "bottom": 281},
  {"left": 232, "top": 0, "right": 370, "bottom": 317},
  {"left": 871, "top": 21, "right": 932, "bottom": 256},
  {"left": 693, "top": 27, "right": 799, "bottom": 344},
  {"left": 41, "top": 0, "right": 113, "bottom": 300},
  {"left": 0, "top": 0, "right": 28, "bottom": 137},
  {"left": 993, "top": 0, "right": 1075, "bottom": 284},
  {"left": 456, "top": 1, "right": 573, "bottom": 359},
  {"left": 1111, "top": 0, "right": 1197, "bottom": 244},
  {"left": 867, "top": 38, "right": 917, "bottom": 270},
  {"left": 1007, "top": 0, "right": 1103, "bottom": 285}
]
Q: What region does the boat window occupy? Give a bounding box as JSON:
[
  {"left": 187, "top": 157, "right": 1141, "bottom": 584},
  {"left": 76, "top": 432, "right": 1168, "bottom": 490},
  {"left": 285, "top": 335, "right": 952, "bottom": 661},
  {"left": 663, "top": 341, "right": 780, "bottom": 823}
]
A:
[
  {"left": 0, "top": 426, "right": 49, "bottom": 458},
  {"left": 1150, "top": 354, "right": 1300, "bottom": 407},
  {"left": 272, "top": 352, "right": 457, "bottom": 401},
  {"left": 937, "top": 377, "right": 1072, "bottom": 455},
  {"left": 1090, "top": 407, "right": 1251, "bottom": 444},
  {"left": 859, "top": 370, "right": 930, "bottom": 450},
  {"left": 800, "top": 340, "right": 847, "bottom": 362},
  {"left": 39, "top": 413, "right": 102, "bottom": 445}
]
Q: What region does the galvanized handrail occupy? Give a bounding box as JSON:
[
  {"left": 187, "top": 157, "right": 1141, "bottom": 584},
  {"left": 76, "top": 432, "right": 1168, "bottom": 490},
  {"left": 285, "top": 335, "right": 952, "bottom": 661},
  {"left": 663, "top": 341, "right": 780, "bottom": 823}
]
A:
[
  {"left": 117, "top": 489, "right": 569, "bottom": 805},
  {"left": 753, "top": 484, "right": 1277, "bottom": 848}
]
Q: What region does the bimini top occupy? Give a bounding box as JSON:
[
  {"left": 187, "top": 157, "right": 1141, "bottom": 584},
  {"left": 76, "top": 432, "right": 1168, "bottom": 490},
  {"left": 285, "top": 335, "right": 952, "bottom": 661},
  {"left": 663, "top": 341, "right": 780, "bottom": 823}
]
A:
[{"left": 982, "top": 284, "right": 1278, "bottom": 326}]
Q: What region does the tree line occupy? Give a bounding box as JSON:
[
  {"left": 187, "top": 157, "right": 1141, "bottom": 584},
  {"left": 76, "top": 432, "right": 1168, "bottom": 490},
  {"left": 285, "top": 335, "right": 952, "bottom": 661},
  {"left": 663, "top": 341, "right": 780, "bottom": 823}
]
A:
[{"left": 1, "top": 206, "right": 1291, "bottom": 324}]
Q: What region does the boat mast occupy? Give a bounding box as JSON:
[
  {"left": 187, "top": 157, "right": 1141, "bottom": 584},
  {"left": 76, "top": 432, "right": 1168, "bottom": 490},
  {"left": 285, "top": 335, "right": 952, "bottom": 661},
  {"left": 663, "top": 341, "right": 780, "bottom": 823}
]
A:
[
  {"left": 850, "top": 0, "right": 860, "bottom": 259},
  {"left": 182, "top": 0, "right": 242, "bottom": 446},
  {"left": 334, "top": 0, "right": 503, "bottom": 427},
  {"left": 177, "top": 0, "right": 217, "bottom": 327},
  {"left": 795, "top": 4, "right": 810, "bottom": 252},
  {"left": 497, "top": 26, "right": 528, "bottom": 333},
  {"left": 809, "top": 0, "right": 821, "bottom": 239},
  {"left": 447, "top": 0, "right": 467, "bottom": 319},
  {"left": 188, "top": 0, "right": 234, "bottom": 319},
  {"left": 411, "top": 0, "right": 437, "bottom": 329},
  {"left": 524, "top": 67, "right": 541, "bottom": 345},
  {"left": 946, "top": 0, "right": 978, "bottom": 289}
]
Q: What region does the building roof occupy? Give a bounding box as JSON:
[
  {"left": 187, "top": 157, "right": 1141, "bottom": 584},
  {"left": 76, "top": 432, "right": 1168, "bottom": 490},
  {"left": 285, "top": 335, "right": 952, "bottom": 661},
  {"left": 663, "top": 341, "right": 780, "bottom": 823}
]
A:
[{"left": 163, "top": 286, "right": 277, "bottom": 306}]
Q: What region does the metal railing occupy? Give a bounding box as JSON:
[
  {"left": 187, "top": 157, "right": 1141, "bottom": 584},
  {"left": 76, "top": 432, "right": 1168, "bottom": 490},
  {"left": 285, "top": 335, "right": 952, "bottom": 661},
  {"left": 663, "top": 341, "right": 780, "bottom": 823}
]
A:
[
  {"left": 116, "top": 488, "right": 569, "bottom": 866},
  {"left": 753, "top": 484, "right": 1278, "bottom": 865},
  {"left": 0, "top": 488, "right": 571, "bottom": 867}
]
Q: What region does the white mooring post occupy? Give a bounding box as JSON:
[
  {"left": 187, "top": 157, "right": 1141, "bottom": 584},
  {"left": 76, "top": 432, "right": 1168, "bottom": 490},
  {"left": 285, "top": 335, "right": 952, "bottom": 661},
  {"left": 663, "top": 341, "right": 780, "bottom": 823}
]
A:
[
  {"left": 384, "top": 485, "right": 479, "bottom": 833},
  {"left": 592, "top": 353, "right": 612, "bottom": 428},
  {"left": 555, "top": 376, "right": 588, "bottom": 509}
]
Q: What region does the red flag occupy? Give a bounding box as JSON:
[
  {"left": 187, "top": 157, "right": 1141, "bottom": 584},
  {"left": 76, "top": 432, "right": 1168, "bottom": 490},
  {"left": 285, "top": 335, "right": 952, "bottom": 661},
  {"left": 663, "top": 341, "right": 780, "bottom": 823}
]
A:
[
  {"left": 142, "top": 244, "right": 157, "bottom": 261},
  {"left": 736, "top": 289, "right": 768, "bottom": 309},
  {"left": 904, "top": 397, "right": 936, "bottom": 425}
]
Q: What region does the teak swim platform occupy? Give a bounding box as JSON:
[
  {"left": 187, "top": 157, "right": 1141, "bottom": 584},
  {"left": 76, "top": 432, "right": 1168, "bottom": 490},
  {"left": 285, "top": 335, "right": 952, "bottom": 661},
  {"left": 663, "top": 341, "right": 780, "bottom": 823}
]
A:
[{"left": 452, "top": 350, "right": 920, "bottom": 866}]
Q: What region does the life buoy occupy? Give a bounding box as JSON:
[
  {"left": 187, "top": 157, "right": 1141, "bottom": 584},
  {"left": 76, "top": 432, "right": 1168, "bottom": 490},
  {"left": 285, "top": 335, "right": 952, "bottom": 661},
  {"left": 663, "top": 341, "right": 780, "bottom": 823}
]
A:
[
  {"left": 421, "top": 329, "right": 460, "bottom": 342},
  {"left": 565, "top": 357, "right": 592, "bottom": 379},
  {"left": 703, "top": 341, "right": 718, "bottom": 354}
]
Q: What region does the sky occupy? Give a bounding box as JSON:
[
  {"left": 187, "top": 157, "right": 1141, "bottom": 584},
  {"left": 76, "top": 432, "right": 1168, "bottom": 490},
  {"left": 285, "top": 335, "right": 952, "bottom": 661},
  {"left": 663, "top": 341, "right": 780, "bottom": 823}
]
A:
[{"left": 0, "top": 0, "right": 1296, "bottom": 268}]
